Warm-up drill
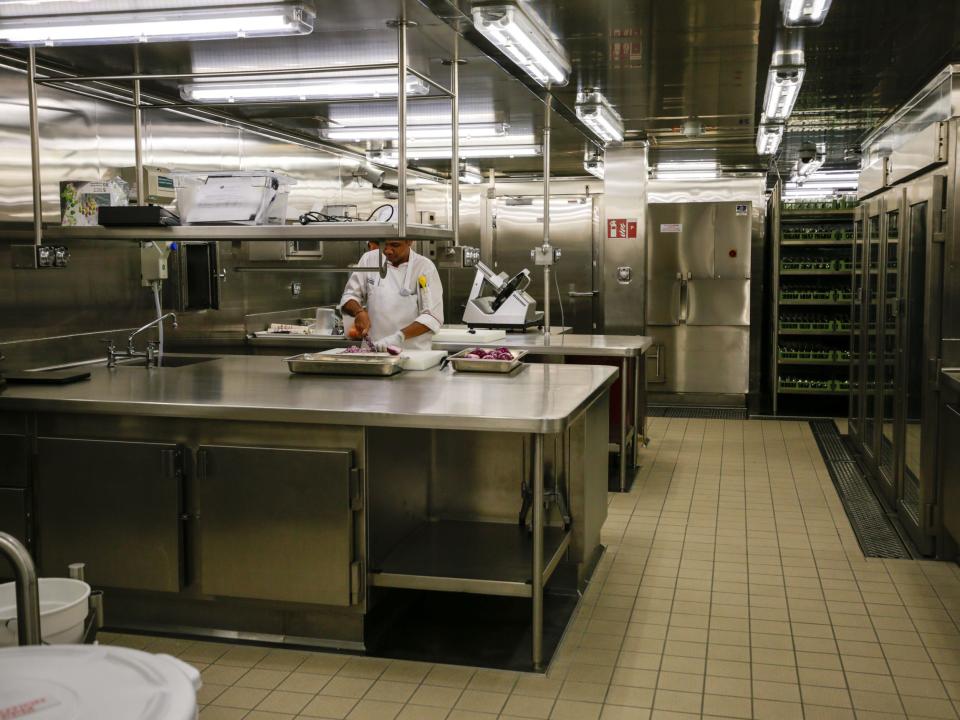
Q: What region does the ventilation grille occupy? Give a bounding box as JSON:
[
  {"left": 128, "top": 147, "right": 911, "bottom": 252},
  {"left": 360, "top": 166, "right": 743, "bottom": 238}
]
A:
[
  {"left": 810, "top": 420, "right": 911, "bottom": 559},
  {"left": 648, "top": 406, "right": 748, "bottom": 420}
]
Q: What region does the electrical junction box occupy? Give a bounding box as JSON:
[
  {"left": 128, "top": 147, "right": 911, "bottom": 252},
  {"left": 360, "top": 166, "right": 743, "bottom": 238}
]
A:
[
  {"left": 140, "top": 242, "right": 171, "bottom": 286},
  {"left": 120, "top": 166, "right": 177, "bottom": 204}
]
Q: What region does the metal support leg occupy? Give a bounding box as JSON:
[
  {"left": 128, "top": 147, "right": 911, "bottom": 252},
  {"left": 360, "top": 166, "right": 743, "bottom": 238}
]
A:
[
  {"left": 532, "top": 433, "right": 544, "bottom": 670},
  {"left": 27, "top": 47, "right": 43, "bottom": 247},
  {"left": 0, "top": 532, "right": 41, "bottom": 646},
  {"left": 633, "top": 356, "right": 642, "bottom": 466},
  {"left": 619, "top": 358, "right": 628, "bottom": 491}
]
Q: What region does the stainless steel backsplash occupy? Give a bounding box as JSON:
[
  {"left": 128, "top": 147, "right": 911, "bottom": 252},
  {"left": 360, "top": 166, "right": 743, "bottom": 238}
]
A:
[{"left": 0, "top": 66, "right": 453, "bottom": 370}]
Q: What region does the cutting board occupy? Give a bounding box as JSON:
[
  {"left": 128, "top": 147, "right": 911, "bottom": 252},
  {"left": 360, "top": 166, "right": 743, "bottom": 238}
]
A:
[
  {"left": 320, "top": 348, "right": 446, "bottom": 371},
  {"left": 433, "top": 328, "right": 507, "bottom": 343}
]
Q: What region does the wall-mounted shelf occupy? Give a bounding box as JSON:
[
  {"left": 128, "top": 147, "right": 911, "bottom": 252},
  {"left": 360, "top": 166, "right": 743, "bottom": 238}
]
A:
[{"left": 5, "top": 223, "right": 454, "bottom": 243}]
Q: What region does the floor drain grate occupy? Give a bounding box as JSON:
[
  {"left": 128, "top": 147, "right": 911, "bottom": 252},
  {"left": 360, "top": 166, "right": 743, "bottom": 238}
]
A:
[
  {"left": 810, "top": 420, "right": 911, "bottom": 559},
  {"left": 649, "top": 406, "right": 748, "bottom": 420}
]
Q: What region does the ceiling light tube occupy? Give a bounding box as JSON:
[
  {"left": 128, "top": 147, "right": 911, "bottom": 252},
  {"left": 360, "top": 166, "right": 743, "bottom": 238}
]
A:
[
  {"left": 181, "top": 71, "right": 429, "bottom": 102},
  {"left": 783, "top": 0, "right": 834, "bottom": 27},
  {"left": 471, "top": 2, "right": 570, "bottom": 86},
  {"left": 324, "top": 122, "right": 509, "bottom": 142},
  {"left": 369, "top": 143, "right": 542, "bottom": 163},
  {"left": 654, "top": 171, "right": 722, "bottom": 181},
  {"left": 763, "top": 64, "right": 805, "bottom": 121},
  {"left": 0, "top": 3, "right": 314, "bottom": 46},
  {"left": 756, "top": 122, "right": 784, "bottom": 155},
  {"left": 575, "top": 91, "right": 624, "bottom": 144},
  {"left": 656, "top": 160, "right": 719, "bottom": 173}
]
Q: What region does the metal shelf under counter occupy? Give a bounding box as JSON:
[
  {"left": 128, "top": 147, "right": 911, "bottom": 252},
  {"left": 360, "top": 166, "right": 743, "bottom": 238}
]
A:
[
  {"left": 370, "top": 520, "right": 570, "bottom": 598},
  {"left": 5, "top": 222, "right": 454, "bottom": 243}
]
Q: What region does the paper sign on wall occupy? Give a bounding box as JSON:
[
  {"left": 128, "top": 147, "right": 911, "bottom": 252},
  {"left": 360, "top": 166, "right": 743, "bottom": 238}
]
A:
[
  {"left": 736, "top": 203, "right": 749, "bottom": 216},
  {"left": 607, "top": 219, "right": 638, "bottom": 239},
  {"left": 660, "top": 223, "right": 682, "bottom": 233}
]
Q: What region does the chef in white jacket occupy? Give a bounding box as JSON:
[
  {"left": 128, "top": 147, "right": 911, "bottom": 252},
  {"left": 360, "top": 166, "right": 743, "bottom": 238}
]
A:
[{"left": 340, "top": 239, "right": 444, "bottom": 352}]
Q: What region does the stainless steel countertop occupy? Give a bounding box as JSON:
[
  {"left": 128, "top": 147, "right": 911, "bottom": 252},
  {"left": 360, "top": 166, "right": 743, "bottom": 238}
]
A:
[
  {"left": 248, "top": 332, "right": 653, "bottom": 358},
  {"left": 0, "top": 354, "right": 618, "bottom": 434}
]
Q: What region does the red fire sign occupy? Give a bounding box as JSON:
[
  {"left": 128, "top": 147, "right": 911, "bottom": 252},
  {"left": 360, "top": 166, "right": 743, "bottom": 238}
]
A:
[{"left": 607, "top": 219, "right": 637, "bottom": 239}]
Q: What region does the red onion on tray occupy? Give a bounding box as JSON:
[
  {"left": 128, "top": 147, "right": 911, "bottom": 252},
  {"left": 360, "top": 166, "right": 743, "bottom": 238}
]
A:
[{"left": 463, "top": 347, "right": 514, "bottom": 361}]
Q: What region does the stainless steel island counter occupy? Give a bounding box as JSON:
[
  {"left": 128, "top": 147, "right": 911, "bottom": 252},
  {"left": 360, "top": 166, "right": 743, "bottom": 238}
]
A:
[
  {"left": 0, "top": 354, "right": 616, "bottom": 435},
  {"left": 0, "top": 354, "right": 614, "bottom": 670},
  {"left": 247, "top": 331, "right": 653, "bottom": 490}
]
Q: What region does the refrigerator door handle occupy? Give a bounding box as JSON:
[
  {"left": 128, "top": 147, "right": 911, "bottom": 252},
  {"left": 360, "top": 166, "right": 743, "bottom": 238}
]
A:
[{"left": 680, "top": 274, "right": 689, "bottom": 324}]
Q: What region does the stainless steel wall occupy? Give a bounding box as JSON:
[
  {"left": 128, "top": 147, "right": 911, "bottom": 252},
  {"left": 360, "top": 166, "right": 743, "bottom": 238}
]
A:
[
  {"left": 601, "top": 144, "right": 648, "bottom": 334},
  {"left": 0, "top": 66, "right": 451, "bottom": 369}
]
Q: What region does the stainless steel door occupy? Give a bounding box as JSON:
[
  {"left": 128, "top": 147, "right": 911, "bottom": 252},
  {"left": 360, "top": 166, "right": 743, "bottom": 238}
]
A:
[
  {"left": 646, "top": 202, "right": 752, "bottom": 397},
  {"left": 646, "top": 204, "right": 684, "bottom": 325},
  {"left": 687, "top": 203, "right": 751, "bottom": 326},
  {"left": 896, "top": 173, "right": 947, "bottom": 554},
  {"left": 862, "top": 208, "right": 883, "bottom": 465},
  {"left": 878, "top": 191, "right": 904, "bottom": 498},
  {"left": 492, "top": 196, "right": 597, "bottom": 333},
  {"left": 196, "top": 444, "right": 355, "bottom": 606},
  {"left": 35, "top": 437, "right": 184, "bottom": 592},
  {"left": 849, "top": 209, "right": 865, "bottom": 443}
]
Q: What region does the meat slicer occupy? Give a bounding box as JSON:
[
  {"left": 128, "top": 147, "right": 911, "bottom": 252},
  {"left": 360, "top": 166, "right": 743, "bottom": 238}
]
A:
[{"left": 461, "top": 261, "right": 543, "bottom": 330}]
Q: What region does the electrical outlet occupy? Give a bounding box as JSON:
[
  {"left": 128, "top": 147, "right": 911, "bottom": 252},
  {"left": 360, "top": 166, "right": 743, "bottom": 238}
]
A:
[{"left": 290, "top": 281, "right": 302, "bottom": 297}]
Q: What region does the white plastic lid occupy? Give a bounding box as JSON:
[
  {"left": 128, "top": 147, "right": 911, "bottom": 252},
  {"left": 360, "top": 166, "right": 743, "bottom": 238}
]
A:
[{"left": 0, "top": 645, "right": 200, "bottom": 720}]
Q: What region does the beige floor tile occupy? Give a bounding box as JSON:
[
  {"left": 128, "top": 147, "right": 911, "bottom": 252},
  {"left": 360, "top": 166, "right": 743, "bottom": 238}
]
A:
[
  {"left": 898, "top": 694, "right": 958, "bottom": 718},
  {"left": 453, "top": 690, "right": 507, "bottom": 714},
  {"left": 199, "top": 708, "right": 247, "bottom": 720},
  {"left": 802, "top": 705, "right": 856, "bottom": 720},
  {"left": 599, "top": 705, "right": 651, "bottom": 720},
  {"left": 850, "top": 690, "right": 904, "bottom": 713},
  {"left": 801, "top": 685, "right": 852, "bottom": 708},
  {"left": 395, "top": 706, "right": 450, "bottom": 720},
  {"left": 299, "top": 695, "right": 358, "bottom": 719},
  {"left": 651, "top": 689, "right": 701, "bottom": 714},
  {"left": 365, "top": 680, "right": 418, "bottom": 703},
  {"left": 752, "top": 698, "right": 804, "bottom": 720},
  {"left": 425, "top": 666, "right": 476, "bottom": 689},
  {"left": 255, "top": 690, "right": 312, "bottom": 715},
  {"left": 202, "top": 665, "right": 249, "bottom": 686},
  {"left": 211, "top": 686, "right": 270, "bottom": 710},
  {"left": 345, "top": 699, "right": 403, "bottom": 720},
  {"left": 550, "top": 699, "right": 603, "bottom": 720},
  {"left": 321, "top": 677, "right": 376, "bottom": 699},
  {"left": 236, "top": 668, "right": 290, "bottom": 690},
  {"left": 560, "top": 681, "right": 608, "bottom": 703},
  {"left": 502, "top": 694, "right": 556, "bottom": 719},
  {"left": 605, "top": 685, "right": 655, "bottom": 708},
  {"left": 276, "top": 672, "right": 331, "bottom": 694},
  {"left": 701, "top": 693, "right": 752, "bottom": 718},
  {"left": 409, "top": 685, "right": 463, "bottom": 709}
]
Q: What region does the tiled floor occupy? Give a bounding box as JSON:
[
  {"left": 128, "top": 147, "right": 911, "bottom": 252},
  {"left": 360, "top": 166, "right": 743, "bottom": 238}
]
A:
[{"left": 101, "top": 417, "right": 960, "bottom": 720}]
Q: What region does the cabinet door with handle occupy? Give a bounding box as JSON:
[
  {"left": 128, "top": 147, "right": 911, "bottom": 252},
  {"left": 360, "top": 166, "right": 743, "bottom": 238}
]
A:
[
  {"left": 35, "top": 437, "right": 184, "bottom": 591},
  {"left": 195, "top": 445, "right": 355, "bottom": 606}
]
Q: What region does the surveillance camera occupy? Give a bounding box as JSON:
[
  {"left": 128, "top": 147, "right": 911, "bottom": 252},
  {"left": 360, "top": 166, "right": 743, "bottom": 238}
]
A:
[{"left": 798, "top": 142, "right": 818, "bottom": 164}]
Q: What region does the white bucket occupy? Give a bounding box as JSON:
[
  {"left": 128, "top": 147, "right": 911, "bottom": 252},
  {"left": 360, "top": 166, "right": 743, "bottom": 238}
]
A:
[
  {"left": 0, "top": 645, "right": 200, "bottom": 720},
  {"left": 0, "top": 577, "right": 91, "bottom": 646}
]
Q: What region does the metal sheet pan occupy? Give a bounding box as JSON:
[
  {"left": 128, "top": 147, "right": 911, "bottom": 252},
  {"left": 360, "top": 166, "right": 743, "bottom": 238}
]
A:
[
  {"left": 285, "top": 352, "right": 403, "bottom": 377},
  {"left": 448, "top": 348, "right": 527, "bottom": 374}
]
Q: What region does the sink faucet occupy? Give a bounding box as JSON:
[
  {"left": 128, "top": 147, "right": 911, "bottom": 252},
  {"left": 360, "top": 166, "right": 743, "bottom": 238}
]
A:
[{"left": 105, "top": 312, "right": 177, "bottom": 368}]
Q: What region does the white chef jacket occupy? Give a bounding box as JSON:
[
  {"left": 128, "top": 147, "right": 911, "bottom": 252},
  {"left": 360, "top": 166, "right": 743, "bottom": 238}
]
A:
[{"left": 340, "top": 248, "right": 444, "bottom": 351}]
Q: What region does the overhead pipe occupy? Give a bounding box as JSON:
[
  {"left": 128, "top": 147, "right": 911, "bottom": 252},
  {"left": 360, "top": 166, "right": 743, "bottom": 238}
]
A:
[
  {"left": 450, "top": 33, "right": 460, "bottom": 246},
  {"left": 542, "top": 91, "right": 552, "bottom": 336},
  {"left": 394, "top": 7, "right": 409, "bottom": 239},
  {"left": 27, "top": 47, "right": 42, "bottom": 248}
]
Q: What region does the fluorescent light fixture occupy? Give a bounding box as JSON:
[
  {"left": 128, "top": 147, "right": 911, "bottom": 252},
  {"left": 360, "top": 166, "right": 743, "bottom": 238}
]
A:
[
  {"left": 756, "top": 122, "right": 784, "bottom": 155},
  {"left": 575, "top": 91, "right": 624, "bottom": 144},
  {"left": 324, "top": 122, "right": 508, "bottom": 142},
  {"left": 0, "top": 3, "right": 313, "bottom": 46},
  {"left": 763, "top": 64, "right": 805, "bottom": 121},
  {"left": 653, "top": 160, "right": 720, "bottom": 181},
  {"left": 181, "top": 70, "right": 429, "bottom": 103},
  {"left": 783, "top": 0, "right": 833, "bottom": 27},
  {"left": 471, "top": 1, "right": 570, "bottom": 86},
  {"left": 369, "top": 142, "right": 541, "bottom": 164},
  {"left": 460, "top": 164, "right": 484, "bottom": 184}
]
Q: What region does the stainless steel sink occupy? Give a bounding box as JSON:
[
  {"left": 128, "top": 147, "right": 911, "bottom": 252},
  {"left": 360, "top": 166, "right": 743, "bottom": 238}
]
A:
[{"left": 117, "top": 355, "right": 219, "bottom": 368}]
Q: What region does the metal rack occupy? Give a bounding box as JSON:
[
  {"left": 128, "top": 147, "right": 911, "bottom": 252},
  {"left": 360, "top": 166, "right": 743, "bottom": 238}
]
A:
[
  {"left": 772, "top": 196, "right": 856, "bottom": 413},
  {"left": 12, "top": 4, "right": 461, "bottom": 253}
]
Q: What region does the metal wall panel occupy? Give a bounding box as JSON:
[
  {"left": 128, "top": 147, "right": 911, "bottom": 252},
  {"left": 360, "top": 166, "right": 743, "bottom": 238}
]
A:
[
  {"left": 686, "top": 279, "right": 750, "bottom": 326},
  {"left": 492, "top": 195, "right": 596, "bottom": 333},
  {"left": 645, "top": 205, "right": 682, "bottom": 326},
  {"left": 601, "top": 144, "right": 647, "bottom": 334}
]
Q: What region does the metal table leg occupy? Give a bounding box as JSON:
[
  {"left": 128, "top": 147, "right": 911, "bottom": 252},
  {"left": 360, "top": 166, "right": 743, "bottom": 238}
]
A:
[
  {"left": 532, "top": 433, "right": 544, "bottom": 670},
  {"left": 619, "top": 358, "right": 628, "bottom": 491},
  {"left": 633, "top": 355, "right": 643, "bottom": 467}
]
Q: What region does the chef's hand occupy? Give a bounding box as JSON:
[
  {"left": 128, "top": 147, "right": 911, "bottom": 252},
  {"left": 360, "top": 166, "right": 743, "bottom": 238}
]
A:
[
  {"left": 353, "top": 309, "right": 371, "bottom": 337},
  {"left": 373, "top": 331, "right": 405, "bottom": 354}
]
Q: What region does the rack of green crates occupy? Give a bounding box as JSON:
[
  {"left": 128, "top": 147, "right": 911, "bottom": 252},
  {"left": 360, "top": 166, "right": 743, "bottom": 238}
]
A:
[
  {"left": 778, "top": 346, "right": 835, "bottom": 362},
  {"left": 781, "top": 258, "right": 837, "bottom": 271},
  {"left": 778, "top": 377, "right": 836, "bottom": 393},
  {"left": 780, "top": 316, "right": 835, "bottom": 332}
]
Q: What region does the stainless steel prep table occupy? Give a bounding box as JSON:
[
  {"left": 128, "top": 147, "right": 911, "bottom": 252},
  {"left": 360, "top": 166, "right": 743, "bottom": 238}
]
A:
[
  {"left": 0, "top": 355, "right": 616, "bottom": 669},
  {"left": 247, "top": 332, "right": 653, "bottom": 491}
]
